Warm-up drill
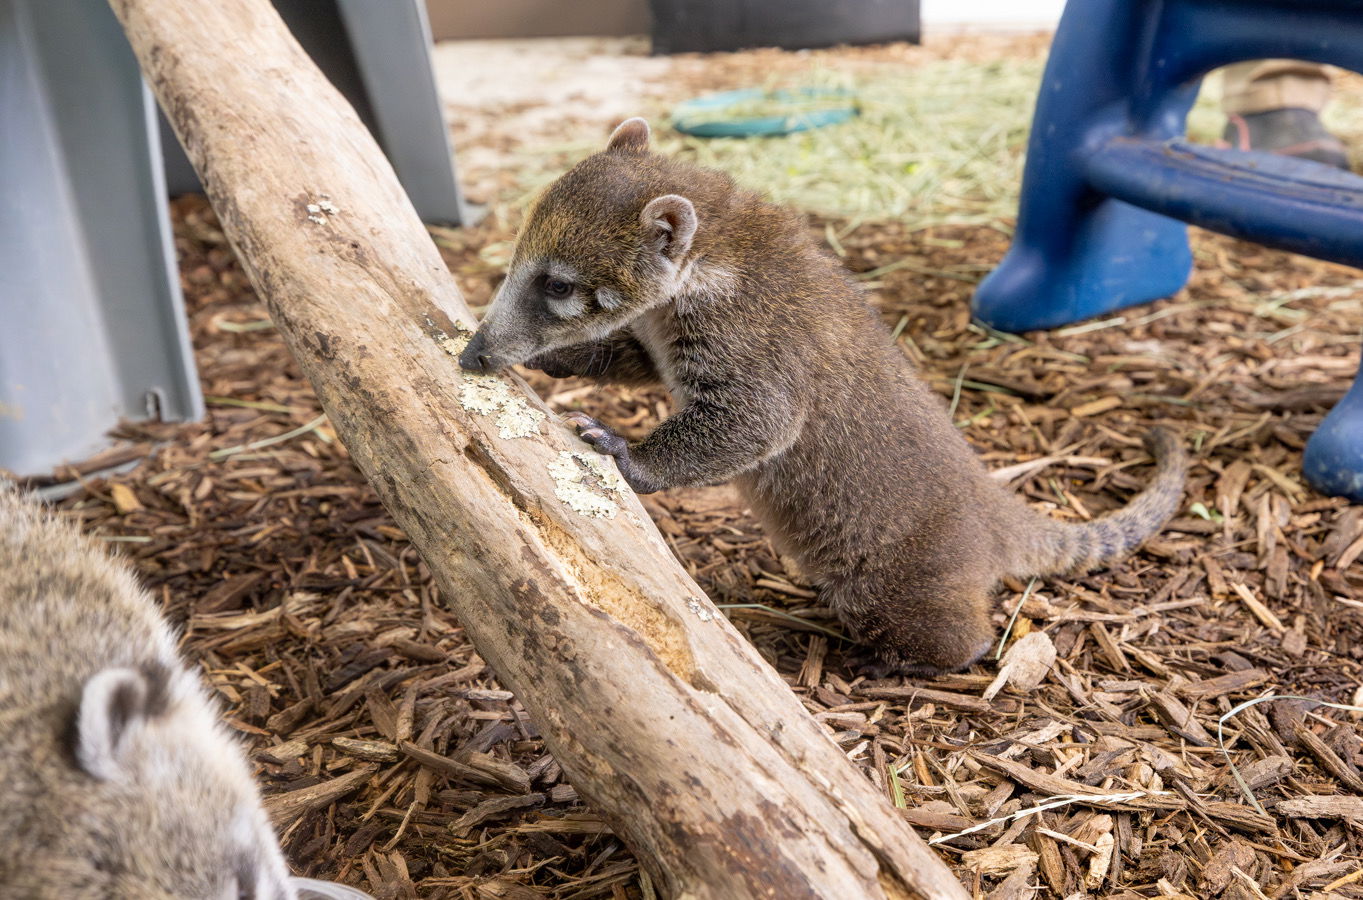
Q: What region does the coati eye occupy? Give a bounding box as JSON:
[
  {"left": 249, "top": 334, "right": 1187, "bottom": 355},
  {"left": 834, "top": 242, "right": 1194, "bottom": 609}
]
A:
[{"left": 544, "top": 277, "right": 574, "bottom": 299}]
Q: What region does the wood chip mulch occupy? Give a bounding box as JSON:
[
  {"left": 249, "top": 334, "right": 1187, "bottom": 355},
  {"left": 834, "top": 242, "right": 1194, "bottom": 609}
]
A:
[{"left": 14, "top": 36, "right": 1363, "bottom": 900}]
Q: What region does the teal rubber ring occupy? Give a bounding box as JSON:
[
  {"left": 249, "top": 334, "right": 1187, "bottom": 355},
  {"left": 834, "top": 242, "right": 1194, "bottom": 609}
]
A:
[{"left": 671, "top": 87, "right": 859, "bottom": 138}]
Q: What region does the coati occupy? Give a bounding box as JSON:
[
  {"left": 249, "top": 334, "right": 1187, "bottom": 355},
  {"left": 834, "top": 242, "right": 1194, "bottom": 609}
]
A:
[
  {"left": 0, "top": 486, "right": 370, "bottom": 900},
  {"left": 460, "top": 118, "right": 1187, "bottom": 674}
]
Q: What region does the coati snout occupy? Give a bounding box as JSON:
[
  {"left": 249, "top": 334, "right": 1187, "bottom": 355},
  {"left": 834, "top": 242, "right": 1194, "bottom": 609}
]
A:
[
  {"left": 458, "top": 329, "right": 500, "bottom": 373},
  {"left": 462, "top": 118, "right": 1188, "bottom": 675}
]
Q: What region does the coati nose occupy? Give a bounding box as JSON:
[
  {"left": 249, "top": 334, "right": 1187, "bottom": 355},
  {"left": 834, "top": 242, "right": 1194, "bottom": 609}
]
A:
[{"left": 458, "top": 332, "right": 492, "bottom": 372}]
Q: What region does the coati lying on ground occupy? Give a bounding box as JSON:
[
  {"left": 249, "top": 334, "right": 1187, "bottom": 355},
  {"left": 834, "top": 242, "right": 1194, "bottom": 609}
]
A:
[{"left": 460, "top": 118, "right": 1187, "bottom": 674}]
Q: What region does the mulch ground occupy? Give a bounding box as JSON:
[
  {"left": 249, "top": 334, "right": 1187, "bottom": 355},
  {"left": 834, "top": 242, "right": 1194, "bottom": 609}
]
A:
[{"left": 19, "top": 33, "right": 1363, "bottom": 900}]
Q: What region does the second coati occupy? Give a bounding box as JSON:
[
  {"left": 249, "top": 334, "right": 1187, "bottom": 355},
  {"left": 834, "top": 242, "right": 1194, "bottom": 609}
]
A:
[
  {"left": 0, "top": 485, "right": 373, "bottom": 900},
  {"left": 460, "top": 118, "right": 1188, "bottom": 674}
]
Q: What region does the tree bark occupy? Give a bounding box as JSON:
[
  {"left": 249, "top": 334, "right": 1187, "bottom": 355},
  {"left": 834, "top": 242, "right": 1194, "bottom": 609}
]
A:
[{"left": 107, "top": 1, "right": 968, "bottom": 896}]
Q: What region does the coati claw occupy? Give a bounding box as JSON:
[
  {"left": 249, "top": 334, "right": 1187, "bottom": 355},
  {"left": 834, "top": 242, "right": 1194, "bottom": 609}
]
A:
[
  {"left": 561, "top": 410, "right": 663, "bottom": 491},
  {"left": 563, "top": 412, "right": 628, "bottom": 457},
  {"left": 582, "top": 428, "right": 628, "bottom": 458},
  {"left": 563, "top": 411, "right": 597, "bottom": 428}
]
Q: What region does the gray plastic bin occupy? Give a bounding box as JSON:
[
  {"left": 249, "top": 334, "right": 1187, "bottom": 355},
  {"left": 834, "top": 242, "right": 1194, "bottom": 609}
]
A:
[
  {"left": 2, "top": 0, "right": 470, "bottom": 477},
  {"left": 160, "top": 0, "right": 475, "bottom": 227},
  {"left": 1, "top": 0, "right": 200, "bottom": 477}
]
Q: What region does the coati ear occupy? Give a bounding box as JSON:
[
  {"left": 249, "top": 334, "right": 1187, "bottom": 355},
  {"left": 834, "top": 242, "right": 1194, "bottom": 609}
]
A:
[
  {"left": 74, "top": 663, "right": 171, "bottom": 781},
  {"left": 640, "top": 194, "right": 697, "bottom": 261},
  {"left": 606, "top": 117, "right": 651, "bottom": 154}
]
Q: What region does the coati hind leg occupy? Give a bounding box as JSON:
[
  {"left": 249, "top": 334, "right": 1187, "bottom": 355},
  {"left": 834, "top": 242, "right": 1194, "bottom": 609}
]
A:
[{"left": 825, "top": 569, "right": 996, "bottom": 676}]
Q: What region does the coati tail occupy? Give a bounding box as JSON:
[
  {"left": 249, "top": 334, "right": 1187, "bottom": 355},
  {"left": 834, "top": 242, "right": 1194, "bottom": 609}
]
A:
[{"left": 1012, "top": 427, "right": 1188, "bottom": 576}]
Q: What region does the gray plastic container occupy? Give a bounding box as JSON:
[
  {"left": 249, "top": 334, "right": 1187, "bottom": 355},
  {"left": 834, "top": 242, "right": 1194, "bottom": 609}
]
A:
[
  {"left": 1, "top": 0, "right": 200, "bottom": 476},
  {"left": 2, "top": 0, "right": 470, "bottom": 477},
  {"left": 160, "top": 0, "right": 475, "bottom": 226}
]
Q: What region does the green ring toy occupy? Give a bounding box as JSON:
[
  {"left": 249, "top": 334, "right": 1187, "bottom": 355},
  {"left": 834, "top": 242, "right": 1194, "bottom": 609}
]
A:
[{"left": 671, "top": 87, "right": 860, "bottom": 138}]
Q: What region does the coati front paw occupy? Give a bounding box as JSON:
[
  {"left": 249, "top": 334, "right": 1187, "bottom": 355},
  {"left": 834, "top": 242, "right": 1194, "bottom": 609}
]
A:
[
  {"left": 525, "top": 351, "right": 578, "bottom": 379},
  {"left": 563, "top": 412, "right": 662, "bottom": 494},
  {"left": 564, "top": 412, "right": 628, "bottom": 458}
]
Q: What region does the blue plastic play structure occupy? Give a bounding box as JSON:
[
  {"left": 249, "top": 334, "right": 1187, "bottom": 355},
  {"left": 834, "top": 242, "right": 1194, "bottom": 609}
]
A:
[{"left": 973, "top": 0, "right": 1363, "bottom": 502}]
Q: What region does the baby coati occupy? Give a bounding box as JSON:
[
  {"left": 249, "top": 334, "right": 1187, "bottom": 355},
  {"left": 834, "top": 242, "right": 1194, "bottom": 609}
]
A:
[
  {"left": 460, "top": 118, "right": 1187, "bottom": 674},
  {"left": 0, "top": 486, "right": 367, "bottom": 900}
]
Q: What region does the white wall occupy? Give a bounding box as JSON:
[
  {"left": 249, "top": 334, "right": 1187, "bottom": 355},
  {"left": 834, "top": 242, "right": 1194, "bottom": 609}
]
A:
[{"left": 921, "top": 0, "right": 1066, "bottom": 25}]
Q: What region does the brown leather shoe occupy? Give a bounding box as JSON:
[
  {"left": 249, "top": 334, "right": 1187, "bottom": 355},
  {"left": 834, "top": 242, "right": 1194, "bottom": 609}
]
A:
[{"left": 1222, "top": 107, "right": 1350, "bottom": 169}]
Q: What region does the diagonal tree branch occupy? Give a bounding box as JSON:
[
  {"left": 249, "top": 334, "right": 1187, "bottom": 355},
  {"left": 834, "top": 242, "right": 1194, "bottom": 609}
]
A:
[{"left": 106, "top": 0, "right": 968, "bottom": 895}]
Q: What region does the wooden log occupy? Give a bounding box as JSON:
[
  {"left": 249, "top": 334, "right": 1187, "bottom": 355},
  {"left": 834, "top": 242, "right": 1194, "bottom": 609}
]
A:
[{"left": 106, "top": 0, "right": 968, "bottom": 896}]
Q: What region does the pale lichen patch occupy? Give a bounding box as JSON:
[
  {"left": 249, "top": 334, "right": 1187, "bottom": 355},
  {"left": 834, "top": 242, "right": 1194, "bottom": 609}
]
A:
[
  {"left": 686, "top": 597, "right": 716, "bottom": 622},
  {"left": 549, "top": 451, "right": 629, "bottom": 518},
  {"left": 461, "top": 379, "right": 545, "bottom": 439},
  {"left": 305, "top": 195, "right": 341, "bottom": 225},
  {"left": 431, "top": 326, "right": 467, "bottom": 360},
  {"left": 429, "top": 324, "right": 544, "bottom": 440}
]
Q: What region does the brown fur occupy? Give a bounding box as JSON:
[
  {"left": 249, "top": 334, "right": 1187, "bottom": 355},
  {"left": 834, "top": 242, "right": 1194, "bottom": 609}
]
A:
[{"left": 462, "top": 119, "right": 1188, "bottom": 673}]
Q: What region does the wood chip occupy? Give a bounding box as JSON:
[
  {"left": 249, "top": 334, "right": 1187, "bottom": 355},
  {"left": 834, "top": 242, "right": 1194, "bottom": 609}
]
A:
[
  {"left": 986, "top": 859, "right": 1038, "bottom": 900},
  {"left": 897, "top": 805, "right": 974, "bottom": 833},
  {"left": 332, "top": 737, "right": 401, "bottom": 762},
  {"left": 109, "top": 483, "right": 143, "bottom": 513},
  {"left": 1231, "top": 583, "right": 1285, "bottom": 632},
  {"left": 264, "top": 764, "right": 377, "bottom": 825},
  {"left": 969, "top": 752, "right": 1275, "bottom": 833},
  {"left": 983, "top": 631, "right": 1056, "bottom": 700},
  {"left": 1275, "top": 794, "right": 1363, "bottom": 823},
  {"left": 861, "top": 685, "right": 1005, "bottom": 714},
  {"left": 1233, "top": 755, "right": 1294, "bottom": 792},
  {"left": 449, "top": 793, "right": 545, "bottom": 837},
  {"left": 399, "top": 742, "right": 530, "bottom": 794},
  {"left": 960, "top": 845, "right": 1038, "bottom": 877},
  {"left": 1146, "top": 690, "right": 1213, "bottom": 746},
  {"left": 1070, "top": 396, "right": 1123, "bottom": 417},
  {"left": 1199, "top": 839, "right": 1257, "bottom": 894},
  {"left": 1178, "top": 669, "right": 1269, "bottom": 699},
  {"left": 1292, "top": 723, "right": 1363, "bottom": 793},
  {"left": 258, "top": 738, "right": 308, "bottom": 764}
]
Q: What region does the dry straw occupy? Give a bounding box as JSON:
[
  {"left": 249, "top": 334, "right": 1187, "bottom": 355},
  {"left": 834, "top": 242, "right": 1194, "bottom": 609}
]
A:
[{"left": 509, "top": 63, "right": 1363, "bottom": 228}]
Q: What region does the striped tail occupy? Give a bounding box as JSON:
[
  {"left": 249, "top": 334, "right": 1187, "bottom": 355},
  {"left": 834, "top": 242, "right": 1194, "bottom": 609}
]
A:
[{"left": 1010, "top": 427, "right": 1188, "bottom": 576}]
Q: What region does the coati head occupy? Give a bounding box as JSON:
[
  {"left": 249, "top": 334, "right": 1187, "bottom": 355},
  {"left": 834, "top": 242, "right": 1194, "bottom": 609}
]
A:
[
  {"left": 15, "top": 662, "right": 371, "bottom": 899},
  {"left": 0, "top": 482, "right": 373, "bottom": 900},
  {"left": 11, "top": 660, "right": 300, "bottom": 900},
  {"left": 459, "top": 118, "right": 699, "bottom": 372}
]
